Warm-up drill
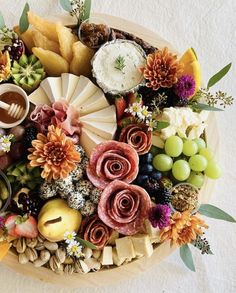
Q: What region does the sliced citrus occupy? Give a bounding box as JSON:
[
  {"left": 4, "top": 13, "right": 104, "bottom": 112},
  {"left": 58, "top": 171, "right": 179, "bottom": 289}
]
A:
[
  {"left": 180, "top": 48, "right": 197, "bottom": 64},
  {"left": 0, "top": 241, "right": 11, "bottom": 261}
]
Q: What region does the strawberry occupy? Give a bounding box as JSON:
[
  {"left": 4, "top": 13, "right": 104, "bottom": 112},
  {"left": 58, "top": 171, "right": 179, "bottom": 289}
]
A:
[
  {"left": 115, "top": 96, "right": 127, "bottom": 121},
  {"left": 14, "top": 215, "right": 38, "bottom": 238},
  {"left": 127, "top": 92, "right": 143, "bottom": 106},
  {"left": 4, "top": 214, "right": 19, "bottom": 237}
]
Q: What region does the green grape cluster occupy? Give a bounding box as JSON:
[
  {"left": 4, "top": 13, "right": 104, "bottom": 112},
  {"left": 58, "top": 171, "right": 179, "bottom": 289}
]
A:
[{"left": 152, "top": 136, "right": 221, "bottom": 187}]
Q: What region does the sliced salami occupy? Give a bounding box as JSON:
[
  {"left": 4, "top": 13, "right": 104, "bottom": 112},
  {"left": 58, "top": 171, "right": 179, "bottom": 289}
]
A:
[
  {"left": 80, "top": 215, "right": 113, "bottom": 250},
  {"left": 87, "top": 140, "right": 139, "bottom": 190},
  {"left": 98, "top": 180, "right": 151, "bottom": 235},
  {"left": 119, "top": 124, "right": 152, "bottom": 155}
]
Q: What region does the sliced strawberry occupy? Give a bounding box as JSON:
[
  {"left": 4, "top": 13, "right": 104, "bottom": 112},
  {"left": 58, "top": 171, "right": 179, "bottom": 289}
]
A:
[
  {"left": 4, "top": 214, "right": 19, "bottom": 237},
  {"left": 115, "top": 96, "right": 127, "bottom": 121},
  {"left": 14, "top": 215, "right": 38, "bottom": 238}
]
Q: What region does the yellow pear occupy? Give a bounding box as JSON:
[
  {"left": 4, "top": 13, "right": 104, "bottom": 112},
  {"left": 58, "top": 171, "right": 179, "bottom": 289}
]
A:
[{"left": 38, "top": 199, "right": 82, "bottom": 242}]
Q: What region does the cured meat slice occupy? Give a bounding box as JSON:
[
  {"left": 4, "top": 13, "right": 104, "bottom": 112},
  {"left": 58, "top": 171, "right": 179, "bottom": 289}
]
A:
[
  {"left": 98, "top": 180, "right": 151, "bottom": 235},
  {"left": 119, "top": 124, "right": 152, "bottom": 155},
  {"left": 87, "top": 141, "right": 139, "bottom": 190},
  {"left": 80, "top": 215, "right": 113, "bottom": 250}
]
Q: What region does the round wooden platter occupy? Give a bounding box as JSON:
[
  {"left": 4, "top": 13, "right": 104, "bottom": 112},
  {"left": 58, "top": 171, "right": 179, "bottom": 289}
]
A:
[{"left": 1, "top": 12, "right": 219, "bottom": 288}]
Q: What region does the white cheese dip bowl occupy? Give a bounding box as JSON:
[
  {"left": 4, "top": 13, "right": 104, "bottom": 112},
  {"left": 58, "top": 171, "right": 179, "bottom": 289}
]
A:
[{"left": 92, "top": 39, "right": 146, "bottom": 95}]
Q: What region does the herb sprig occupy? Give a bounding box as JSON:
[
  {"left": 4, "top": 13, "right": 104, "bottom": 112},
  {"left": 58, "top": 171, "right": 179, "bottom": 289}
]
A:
[{"left": 115, "top": 55, "right": 126, "bottom": 72}]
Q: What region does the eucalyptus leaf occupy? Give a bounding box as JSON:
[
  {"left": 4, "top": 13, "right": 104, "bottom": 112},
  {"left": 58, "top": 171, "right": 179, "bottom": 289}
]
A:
[
  {"left": 154, "top": 121, "right": 170, "bottom": 131},
  {"left": 0, "top": 11, "right": 5, "bottom": 29},
  {"left": 199, "top": 204, "right": 236, "bottom": 222},
  {"left": 59, "top": 0, "right": 73, "bottom": 12},
  {"left": 207, "top": 63, "right": 232, "bottom": 88},
  {"left": 80, "top": 0, "right": 92, "bottom": 22},
  {"left": 179, "top": 244, "right": 196, "bottom": 272},
  {"left": 192, "top": 102, "right": 223, "bottom": 112},
  {"left": 76, "top": 237, "right": 97, "bottom": 250},
  {"left": 19, "top": 2, "right": 29, "bottom": 33}
]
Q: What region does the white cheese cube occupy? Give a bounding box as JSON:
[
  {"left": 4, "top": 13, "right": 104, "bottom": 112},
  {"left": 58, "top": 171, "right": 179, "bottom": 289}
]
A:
[
  {"left": 144, "top": 219, "right": 161, "bottom": 244},
  {"left": 112, "top": 247, "right": 126, "bottom": 266},
  {"left": 131, "top": 234, "right": 153, "bottom": 258},
  {"left": 115, "top": 237, "right": 135, "bottom": 261},
  {"left": 101, "top": 246, "right": 113, "bottom": 265}
]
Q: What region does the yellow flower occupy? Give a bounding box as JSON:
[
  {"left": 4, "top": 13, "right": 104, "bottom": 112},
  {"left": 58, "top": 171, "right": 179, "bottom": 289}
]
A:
[
  {"left": 0, "top": 51, "right": 11, "bottom": 82},
  {"left": 28, "top": 125, "right": 81, "bottom": 181},
  {"left": 160, "top": 211, "right": 208, "bottom": 246}
]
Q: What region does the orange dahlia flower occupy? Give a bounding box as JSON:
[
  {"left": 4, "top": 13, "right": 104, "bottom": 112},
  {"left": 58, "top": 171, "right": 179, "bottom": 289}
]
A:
[
  {"left": 28, "top": 125, "right": 81, "bottom": 181},
  {"left": 160, "top": 211, "right": 208, "bottom": 246},
  {"left": 141, "top": 47, "right": 183, "bottom": 90}
]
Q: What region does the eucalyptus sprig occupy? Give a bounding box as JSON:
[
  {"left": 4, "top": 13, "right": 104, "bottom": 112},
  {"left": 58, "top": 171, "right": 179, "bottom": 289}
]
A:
[{"left": 60, "top": 0, "right": 91, "bottom": 26}]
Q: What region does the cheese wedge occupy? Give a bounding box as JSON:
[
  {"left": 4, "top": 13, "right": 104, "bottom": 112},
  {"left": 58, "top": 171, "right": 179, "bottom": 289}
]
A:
[
  {"left": 78, "top": 90, "right": 109, "bottom": 115},
  {"left": 131, "top": 234, "right": 153, "bottom": 258},
  {"left": 70, "top": 76, "right": 98, "bottom": 106},
  {"left": 82, "top": 121, "right": 117, "bottom": 140},
  {"left": 40, "top": 77, "right": 62, "bottom": 102},
  {"left": 101, "top": 246, "right": 113, "bottom": 265},
  {"left": 115, "top": 237, "right": 136, "bottom": 261},
  {"left": 80, "top": 105, "right": 117, "bottom": 123},
  {"left": 79, "top": 128, "right": 106, "bottom": 157},
  {"left": 61, "top": 73, "right": 80, "bottom": 102},
  {"left": 29, "top": 86, "right": 51, "bottom": 106}
]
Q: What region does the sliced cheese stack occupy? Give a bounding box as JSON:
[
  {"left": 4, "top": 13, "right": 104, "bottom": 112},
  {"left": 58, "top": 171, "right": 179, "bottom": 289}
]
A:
[{"left": 28, "top": 73, "right": 117, "bottom": 157}]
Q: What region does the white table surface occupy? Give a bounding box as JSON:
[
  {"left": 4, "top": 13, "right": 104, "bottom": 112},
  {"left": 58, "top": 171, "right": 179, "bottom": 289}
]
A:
[{"left": 0, "top": 0, "right": 236, "bottom": 292}]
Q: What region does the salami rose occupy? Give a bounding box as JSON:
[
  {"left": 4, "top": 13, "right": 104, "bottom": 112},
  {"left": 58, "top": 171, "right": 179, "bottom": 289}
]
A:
[
  {"left": 98, "top": 180, "right": 151, "bottom": 235},
  {"left": 80, "top": 215, "right": 113, "bottom": 250},
  {"left": 119, "top": 124, "right": 152, "bottom": 155},
  {"left": 87, "top": 141, "right": 139, "bottom": 190}
]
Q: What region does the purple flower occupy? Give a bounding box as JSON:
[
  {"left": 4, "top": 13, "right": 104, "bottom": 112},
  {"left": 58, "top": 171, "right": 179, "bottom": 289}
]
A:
[
  {"left": 148, "top": 204, "right": 171, "bottom": 229},
  {"left": 174, "top": 75, "right": 196, "bottom": 99},
  {"left": 0, "top": 216, "right": 5, "bottom": 229}
]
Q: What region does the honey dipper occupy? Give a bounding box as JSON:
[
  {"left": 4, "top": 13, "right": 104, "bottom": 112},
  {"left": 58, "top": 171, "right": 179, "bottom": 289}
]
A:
[{"left": 0, "top": 100, "right": 25, "bottom": 120}]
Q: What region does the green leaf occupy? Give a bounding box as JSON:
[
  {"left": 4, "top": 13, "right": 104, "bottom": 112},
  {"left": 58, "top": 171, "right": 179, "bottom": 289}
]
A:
[
  {"left": 154, "top": 121, "right": 170, "bottom": 131},
  {"left": 199, "top": 204, "right": 236, "bottom": 222},
  {"left": 19, "top": 2, "right": 30, "bottom": 33},
  {"left": 0, "top": 11, "right": 5, "bottom": 29},
  {"left": 76, "top": 237, "right": 97, "bottom": 250},
  {"left": 207, "top": 63, "right": 232, "bottom": 88},
  {"left": 80, "top": 0, "right": 92, "bottom": 22},
  {"left": 59, "top": 0, "right": 73, "bottom": 12},
  {"left": 192, "top": 102, "right": 224, "bottom": 112},
  {"left": 180, "top": 244, "right": 196, "bottom": 272}
]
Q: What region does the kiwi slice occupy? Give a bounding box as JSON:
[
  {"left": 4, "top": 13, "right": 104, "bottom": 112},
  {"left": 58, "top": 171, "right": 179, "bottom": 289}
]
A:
[
  {"left": 0, "top": 179, "right": 9, "bottom": 201},
  {"left": 12, "top": 54, "right": 46, "bottom": 93}
]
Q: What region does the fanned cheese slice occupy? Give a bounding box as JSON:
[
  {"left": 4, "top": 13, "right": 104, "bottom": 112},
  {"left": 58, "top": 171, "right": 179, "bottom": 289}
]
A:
[
  {"left": 40, "top": 77, "right": 62, "bottom": 102},
  {"left": 29, "top": 86, "right": 51, "bottom": 106},
  {"left": 79, "top": 128, "right": 106, "bottom": 156},
  {"left": 80, "top": 105, "right": 117, "bottom": 123},
  {"left": 71, "top": 76, "right": 98, "bottom": 106},
  {"left": 61, "top": 73, "right": 80, "bottom": 102},
  {"left": 79, "top": 89, "right": 109, "bottom": 115},
  {"left": 82, "top": 121, "right": 117, "bottom": 140}
]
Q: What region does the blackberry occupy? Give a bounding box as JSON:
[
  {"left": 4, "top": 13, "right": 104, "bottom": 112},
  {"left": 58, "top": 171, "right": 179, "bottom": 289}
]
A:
[
  {"left": 143, "top": 178, "right": 160, "bottom": 197},
  {"left": 18, "top": 191, "right": 43, "bottom": 217},
  {"left": 22, "top": 126, "right": 38, "bottom": 149},
  {"left": 4, "top": 38, "right": 24, "bottom": 62},
  {"left": 155, "top": 187, "right": 172, "bottom": 205}
]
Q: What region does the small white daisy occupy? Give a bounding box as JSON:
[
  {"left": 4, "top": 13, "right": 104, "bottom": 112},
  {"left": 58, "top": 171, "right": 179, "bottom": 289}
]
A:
[
  {"left": 0, "top": 134, "right": 14, "bottom": 153},
  {"left": 125, "top": 102, "right": 143, "bottom": 116},
  {"left": 66, "top": 240, "right": 83, "bottom": 258},
  {"left": 146, "top": 119, "right": 157, "bottom": 131},
  {"left": 64, "top": 231, "right": 76, "bottom": 244},
  {"left": 138, "top": 106, "right": 152, "bottom": 121}
]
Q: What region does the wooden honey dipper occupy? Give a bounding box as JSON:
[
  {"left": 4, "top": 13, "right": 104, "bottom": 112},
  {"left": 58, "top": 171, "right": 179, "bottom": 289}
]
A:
[{"left": 0, "top": 100, "right": 25, "bottom": 120}]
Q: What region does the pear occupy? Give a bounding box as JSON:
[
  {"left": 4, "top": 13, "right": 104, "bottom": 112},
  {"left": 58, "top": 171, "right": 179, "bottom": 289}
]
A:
[{"left": 38, "top": 199, "right": 82, "bottom": 242}]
